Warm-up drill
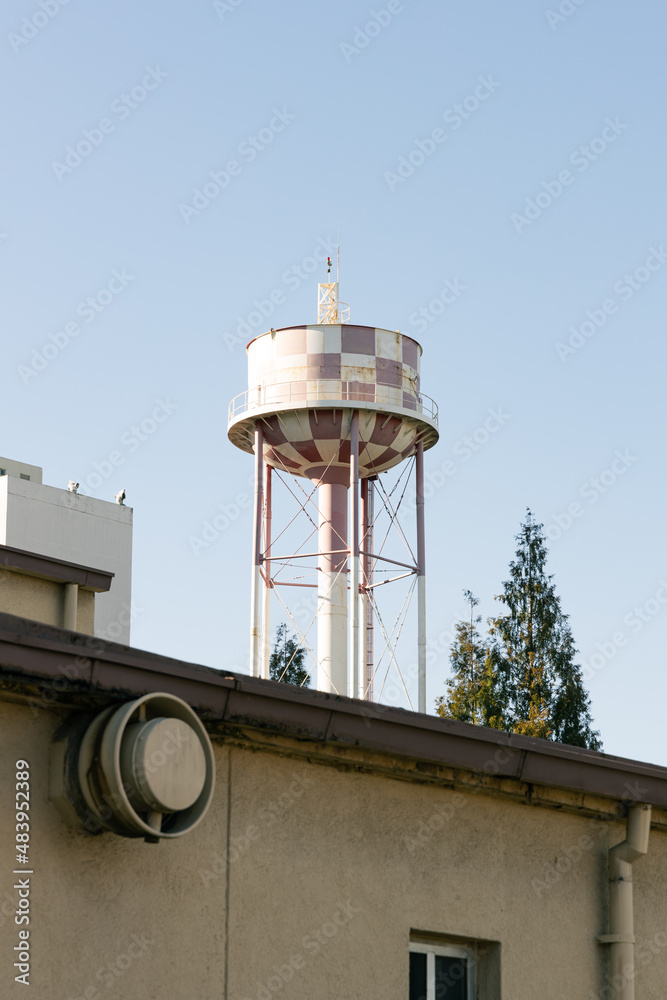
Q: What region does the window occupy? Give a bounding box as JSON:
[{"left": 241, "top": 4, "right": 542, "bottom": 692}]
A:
[
  {"left": 19, "top": 474, "right": 30, "bottom": 480},
  {"left": 410, "top": 942, "right": 473, "bottom": 1000},
  {"left": 0, "top": 469, "right": 5, "bottom": 476},
  {"left": 410, "top": 934, "right": 500, "bottom": 999}
]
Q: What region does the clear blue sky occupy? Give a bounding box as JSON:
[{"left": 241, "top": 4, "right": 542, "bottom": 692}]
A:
[{"left": 3, "top": 0, "right": 667, "bottom": 763}]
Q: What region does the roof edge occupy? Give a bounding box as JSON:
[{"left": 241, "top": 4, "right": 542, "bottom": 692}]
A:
[
  {"left": 0, "top": 546, "right": 114, "bottom": 591},
  {"left": 0, "top": 613, "right": 664, "bottom": 808}
]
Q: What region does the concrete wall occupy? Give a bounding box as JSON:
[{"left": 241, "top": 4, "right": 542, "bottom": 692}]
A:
[
  {"left": 1, "top": 699, "right": 666, "bottom": 999},
  {"left": 0, "top": 477, "right": 132, "bottom": 642},
  {"left": 0, "top": 571, "right": 96, "bottom": 634}
]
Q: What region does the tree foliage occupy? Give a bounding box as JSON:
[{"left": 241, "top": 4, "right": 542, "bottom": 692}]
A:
[
  {"left": 269, "top": 623, "right": 310, "bottom": 688},
  {"left": 435, "top": 591, "right": 508, "bottom": 730},
  {"left": 438, "top": 511, "right": 601, "bottom": 750}
]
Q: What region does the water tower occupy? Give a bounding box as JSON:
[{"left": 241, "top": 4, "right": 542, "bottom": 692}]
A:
[{"left": 228, "top": 262, "right": 438, "bottom": 709}]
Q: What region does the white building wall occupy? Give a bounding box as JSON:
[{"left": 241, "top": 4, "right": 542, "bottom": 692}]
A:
[
  {"left": 0, "top": 476, "right": 133, "bottom": 642},
  {"left": 0, "top": 455, "right": 42, "bottom": 482}
]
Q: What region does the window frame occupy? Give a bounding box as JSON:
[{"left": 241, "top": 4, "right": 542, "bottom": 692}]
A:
[{"left": 409, "top": 940, "right": 475, "bottom": 1000}]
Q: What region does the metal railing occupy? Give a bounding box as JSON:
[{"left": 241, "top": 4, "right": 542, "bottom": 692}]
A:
[{"left": 228, "top": 380, "right": 438, "bottom": 426}]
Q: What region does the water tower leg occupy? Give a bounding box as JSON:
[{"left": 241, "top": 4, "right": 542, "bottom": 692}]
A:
[
  {"left": 317, "top": 482, "right": 348, "bottom": 694},
  {"left": 261, "top": 464, "right": 272, "bottom": 680},
  {"left": 250, "top": 422, "right": 264, "bottom": 678},
  {"left": 416, "top": 440, "right": 426, "bottom": 713},
  {"left": 349, "top": 411, "right": 360, "bottom": 699},
  {"left": 360, "top": 478, "right": 369, "bottom": 700}
]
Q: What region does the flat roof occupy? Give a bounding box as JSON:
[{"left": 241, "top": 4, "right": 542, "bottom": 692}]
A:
[{"left": 0, "top": 612, "right": 664, "bottom": 813}]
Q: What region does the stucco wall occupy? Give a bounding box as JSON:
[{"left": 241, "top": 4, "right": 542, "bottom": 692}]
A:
[
  {"left": 0, "top": 571, "right": 96, "bottom": 634},
  {"left": 0, "top": 572, "right": 62, "bottom": 628},
  {"left": 77, "top": 590, "right": 95, "bottom": 634},
  {"left": 0, "top": 700, "right": 666, "bottom": 999}
]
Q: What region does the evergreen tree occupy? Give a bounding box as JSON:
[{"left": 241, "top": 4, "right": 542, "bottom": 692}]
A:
[
  {"left": 436, "top": 591, "right": 508, "bottom": 730},
  {"left": 269, "top": 623, "right": 310, "bottom": 688},
  {"left": 438, "top": 511, "right": 601, "bottom": 750},
  {"left": 488, "top": 510, "right": 601, "bottom": 749}
]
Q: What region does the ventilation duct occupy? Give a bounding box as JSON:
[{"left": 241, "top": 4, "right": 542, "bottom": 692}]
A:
[{"left": 50, "top": 693, "right": 215, "bottom": 842}]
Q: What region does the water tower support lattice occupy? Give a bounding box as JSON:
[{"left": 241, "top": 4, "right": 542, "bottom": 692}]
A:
[{"left": 228, "top": 274, "right": 438, "bottom": 710}]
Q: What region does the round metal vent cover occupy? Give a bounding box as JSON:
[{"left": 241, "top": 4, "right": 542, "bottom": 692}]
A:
[{"left": 51, "top": 693, "right": 215, "bottom": 842}]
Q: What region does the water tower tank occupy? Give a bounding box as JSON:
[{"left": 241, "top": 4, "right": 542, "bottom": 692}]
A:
[{"left": 228, "top": 277, "right": 438, "bottom": 706}]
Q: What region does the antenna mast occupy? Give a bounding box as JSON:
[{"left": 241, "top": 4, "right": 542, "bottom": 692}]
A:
[{"left": 317, "top": 242, "right": 350, "bottom": 324}]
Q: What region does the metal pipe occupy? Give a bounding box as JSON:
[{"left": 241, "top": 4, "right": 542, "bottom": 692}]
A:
[
  {"left": 249, "top": 422, "right": 264, "bottom": 677},
  {"left": 416, "top": 440, "right": 426, "bottom": 713},
  {"left": 317, "top": 482, "right": 348, "bottom": 695},
  {"left": 261, "top": 464, "right": 272, "bottom": 680},
  {"left": 360, "top": 478, "right": 369, "bottom": 700},
  {"left": 349, "top": 411, "right": 360, "bottom": 699},
  {"left": 365, "top": 571, "right": 416, "bottom": 590},
  {"left": 358, "top": 551, "right": 417, "bottom": 572},
  {"left": 63, "top": 582, "right": 78, "bottom": 631},
  {"left": 264, "top": 549, "right": 348, "bottom": 562},
  {"left": 366, "top": 480, "right": 374, "bottom": 700},
  {"left": 598, "top": 804, "right": 652, "bottom": 999}
]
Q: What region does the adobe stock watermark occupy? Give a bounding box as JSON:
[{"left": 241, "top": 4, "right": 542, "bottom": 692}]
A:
[
  {"left": 404, "top": 742, "right": 521, "bottom": 853},
  {"left": 26, "top": 604, "right": 145, "bottom": 718},
  {"left": 361, "top": 619, "right": 458, "bottom": 715},
  {"left": 222, "top": 593, "right": 319, "bottom": 679},
  {"left": 178, "top": 108, "right": 295, "bottom": 224},
  {"left": 545, "top": 0, "right": 590, "bottom": 31},
  {"left": 65, "top": 931, "right": 154, "bottom": 999},
  {"left": 8, "top": 0, "right": 73, "bottom": 54},
  {"left": 188, "top": 473, "right": 254, "bottom": 554},
  {"left": 89, "top": 601, "right": 145, "bottom": 643},
  {"left": 408, "top": 278, "right": 467, "bottom": 334},
  {"left": 544, "top": 449, "right": 638, "bottom": 542},
  {"left": 530, "top": 782, "right": 647, "bottom": 902},
  {"left": 404, "top": 794, "right": 467, "bottom": 852},
  {"left": 187, "top": 464, "right": 342, "bottom": 560},
  {"left": 240, "top": 900, "right": 361, "bottom": 1000},
  {"left": 590, "top": 927, "right": 667, "bottom": 1000},
  {"left": 340, "top": 0, "right": 413, "bottom": 63},
  {"left": 555, "top": 246, "right": 667, "bottom": 361},
  {"left": 69, "top": 774, "right": 147, "bottom": 841},
  {"left": 199, "top": 771, "right": 315, "bottom": 888},
  {"left": 17, "top": 268, "right": 135, "bottom": 385},
  {"left": 213, "top": 0, "right": 247, "bottom": 20},
  {"left": 223, "top": 236, "right": 337, "bottom": 352},
  {"left": 52, "top": 67, "right": 168, "bottom": 181},
  {"left": 75, "top": 398, "right": 178, "bottom": 497},
  {"left": 511, "top": 118, "right": 628, "bottom": 234},
  {"left": 531, "top": 817, "right": 608, "bottom": 897},
  {"left": 384, "top": 75, "right": 501, "bottom": 192},
  {"left": 581, "top": 579, "right": 667, "bottom": 682},
  {"left": 404, "top": 407, "right": 510, "bottom": 511},
  {"left": 132, "top": 725, "right": 197, "bottom": 785}
]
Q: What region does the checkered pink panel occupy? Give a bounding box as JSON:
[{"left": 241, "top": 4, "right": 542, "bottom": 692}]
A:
[
  {"left": 247, "top": 325, "right": 422, "bottom": 411},
  {"left": 243, "top": 325, "right": 428, "bottom": 481},
  {"left": 260, "top": 407, "right": 424, "bottom": 484}
]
